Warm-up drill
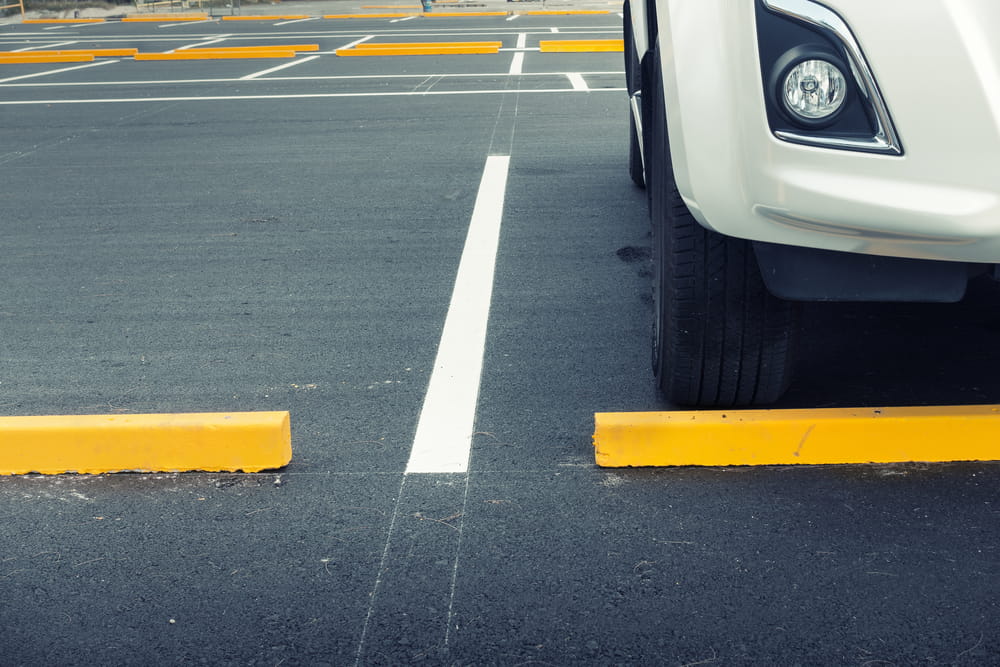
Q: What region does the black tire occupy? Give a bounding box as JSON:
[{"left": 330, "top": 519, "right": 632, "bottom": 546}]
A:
[
  {"left": 624, "top": 1, "right": 645, "bottom": 188},
  {"left": 647, "top": 44, "right": 799, "bottom": 407}
]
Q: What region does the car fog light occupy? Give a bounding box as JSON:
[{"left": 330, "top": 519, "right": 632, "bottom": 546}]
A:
[{"left": 782, "top": 59, "right": 847, "bottom": 120}]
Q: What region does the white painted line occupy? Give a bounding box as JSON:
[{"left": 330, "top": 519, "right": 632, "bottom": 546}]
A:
[
  {"left": 0, "top": 88, "right": 625, "bottom": 105},
  {"left": 505, "top": 14, "right": 519, "bottom": 22},
  {"left": 390, "top": 15, "right": 417, "bottom": 23},
  {"left": 274, "top": 17, "right": 318, "bottom": 26},
  {"left": 508, "top": 51, "right": 524, "bottom": 75},
  {"left": 177, "top": 36, "right": 229, "bottom": 51},
  {"left": 0, "top": 71, "right": 624, "bottom": 87},
  {"left": 241, "top": 54, "right": 320, "bottom": 80},
  {"left": 566, "top": 72, "right": 588, "bottom": 91},
  {"left": 0, "top": 59, "right": 116, "bottom": 84},
  {"left": 550, "top": 27, "right": 559, "bottom": 33},
  {"left": 337, "top": 35, "right": 374, "bottom": 50},
  {"left": 41, "top": 22, "right": 105, "bottom": 30},
  {"left": 406, "top": 155, "right": 511, "bottom": 474},
  {"left": 515, "top": 32, "right": 527, "bottom": 49},
  {"left": 160, "top": 19, "right": 214, "bottom": 28},
  {"left": 14, "top": 41, "right": 78, "bottom": 51}
]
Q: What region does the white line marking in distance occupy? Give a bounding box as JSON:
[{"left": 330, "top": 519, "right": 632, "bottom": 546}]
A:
[
  {"left": 274, "top": 18, "right": 319, "bottom": 26},
  {"left": 406, "top": 154, "right": 511, "bottom": 474},
  {"left": 0, "top": 59, "right": 115, "bottom": 84},
  {"left": 337, "top": 35, "right": 374, "bottom": 50},
  {"left": 0, "top": 71, "right": 623, "bottom": 87},
  {"left": 567, "top": 72, "right": 588, "bottom": 91},
  {"left": 160, "top": 19, "right": 214, "bottom": 28},
  {"left": 0, "top": 88, "right": 624, "bottom": 105},
  {"left": 14, "top": 40, "right": 78, "bottom": 51},
  {"left": 241, "top": 54, "right": 320, "bottom": 79},
  {"left": 508, "top": 51, "right": 524, "bottom": 75},
  {"left": 177, "top": 36, "right": 230, "bottom": 51}
]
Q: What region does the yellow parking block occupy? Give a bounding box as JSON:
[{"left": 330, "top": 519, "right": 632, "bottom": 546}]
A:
[
  {"left": 0, "top": 53, "right": 94, "bottom": 64},
  {"left": 421, "top": 11, "right": 509, "bottom": 16},
  {"left": 594, "top": 405, "right": 1000, "bottom": 467},
  {"left": 539, "top": 39, "right": 624, "bottom": 53},
  {"left": 22, "top": 18, "right": 106, "bottom": 23},
  {"left": 0, "top": 48, "right": 138, "bottom": 57},
  {"left": 122, "top": 14, "right": 209, "bottom": 22},
  {"left": 135, "top": 50, "right": 297, "bottom": 60},
  {"left": 324, "top": 13, "right": 417, "bottom": 18},
  {"left": 351, "top": 41, "right": 501, "bottom": 49},
  {"left": 177, "top": 44, "right": 319, "bottom": 53},
  {"left": 523, "top": 10, "right": 611, "bottom": 14},
  {"left": 0, "top": 411, "right": 291, "bottom": 475},
  {"left": 337, "top": 44, "right": 499, "bottom": 56},
  {"left": 221, "top": 15, "right": 313, "bottom": 20}
]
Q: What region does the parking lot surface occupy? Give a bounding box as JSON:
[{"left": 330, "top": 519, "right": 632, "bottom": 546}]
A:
[{"left": 1, "top": 12, "right": 999, "bottom": 665}]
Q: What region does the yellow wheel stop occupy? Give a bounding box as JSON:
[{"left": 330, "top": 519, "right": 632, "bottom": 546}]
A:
[
  {"left": 0, "top": 411, "right": 291, "bottom": 475},
  {"left": 594, "top": 405, "right": 1000, "bottom": 467}
]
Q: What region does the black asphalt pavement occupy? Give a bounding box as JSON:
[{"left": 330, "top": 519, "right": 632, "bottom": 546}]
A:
[{"left": 1, "top": 14, "right": 998, "bottom": 666}]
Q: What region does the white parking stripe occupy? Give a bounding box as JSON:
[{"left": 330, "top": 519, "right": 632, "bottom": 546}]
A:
[
  {"left": 274, "top": 17, "right": 318, "bottom": 26},
  {"left": 406, "top": 155, "right": 511, "bottom": 474},
  {"left": 508, "top": 51, "right": 524, "bottom": 75},
  {"left": 241, "top": 55, "right": 320, "bottom": 80},
  {"left": 0, "top": 71, "right": 623, "bottom": 87},
  {"left": 337, "top": 35, "right": 374, "bottom": 50},
  {"left": 0, "top": 60, "right": 116, "bottom": 84},
  {"left": 160, "top": 19, "right": 214, "bottom": 28},
  {"left": 14, "top": 41, "right": 78, "bottom": 51},
  {"left": 176, "top": 36, "right": 231, "bottom": 51},
  {"left": 0, "top": 88, "right": 624, "bottom": 105},
  {"left": 566, "top": 73, "right": 588, "bottom": 91}
]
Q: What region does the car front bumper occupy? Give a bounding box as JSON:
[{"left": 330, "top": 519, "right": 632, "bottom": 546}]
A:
[{"left": 657, "top": 0, "right": 1000, "bottom": 263}]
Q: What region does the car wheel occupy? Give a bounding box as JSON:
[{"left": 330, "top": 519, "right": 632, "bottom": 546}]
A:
[
  {"left": 624, "top": 1, "right": 645, "bottom": 188},
  {"left": 647, "top": 44, "right": 799, "bottom": 407}
]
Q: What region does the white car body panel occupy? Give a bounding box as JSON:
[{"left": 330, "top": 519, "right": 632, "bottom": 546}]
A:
[{"left": 634, "top": 0, "right": 1000, "bottom": 262}]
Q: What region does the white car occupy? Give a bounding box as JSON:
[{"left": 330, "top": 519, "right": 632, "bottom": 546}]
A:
[{"left": 626, "top": 0, "right": 1000, "bottom": 407}]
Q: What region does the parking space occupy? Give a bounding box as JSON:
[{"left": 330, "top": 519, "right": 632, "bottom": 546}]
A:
[{"left": 2, "top": 11, "right": 999, "bottom": 666}]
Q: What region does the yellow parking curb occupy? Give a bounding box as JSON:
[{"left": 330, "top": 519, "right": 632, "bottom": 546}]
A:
[
  {"left": 22, "top": 18, "right": 106, "bottom": 23},
  {"left": 337, "top": 44, "right": 499, "bottom": 55},
  {"left": 421, "top": 11, "right": 508, "bottom": 17},
  {"left": 351, "top": 41, "right": 501, "bottom": 48},
  {"left": 0, "top": 54, "right": 94, "bottom": 63},
  {"left": 136, "top": 50, "right": 297, "bottom": 60},
  {"left": 523, "top": 10, "right": 611, "bottom": 14},
  {"left": 539, "top": 39, "right": 624, "bottom": 53},
  {"left": 122, "top": 14, "right": 210, "bottom": 22},
  {"left": 0, "top": 411, "right": 291, "bottom": 475},
  {"left": 0, "top": 48, "right": 138, "bottom": 57},
  {"left": 176, "top": 44, "right": 319, "bottom": 53},
  {"left": 594, "top": 405, "right": 1000, "bottom": 467},
  {"left": 221, "top": 15, "right": 312, "bottom": 20},
  {"left": 323, "top": 13, "right": 417, "bottom": 18}
]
